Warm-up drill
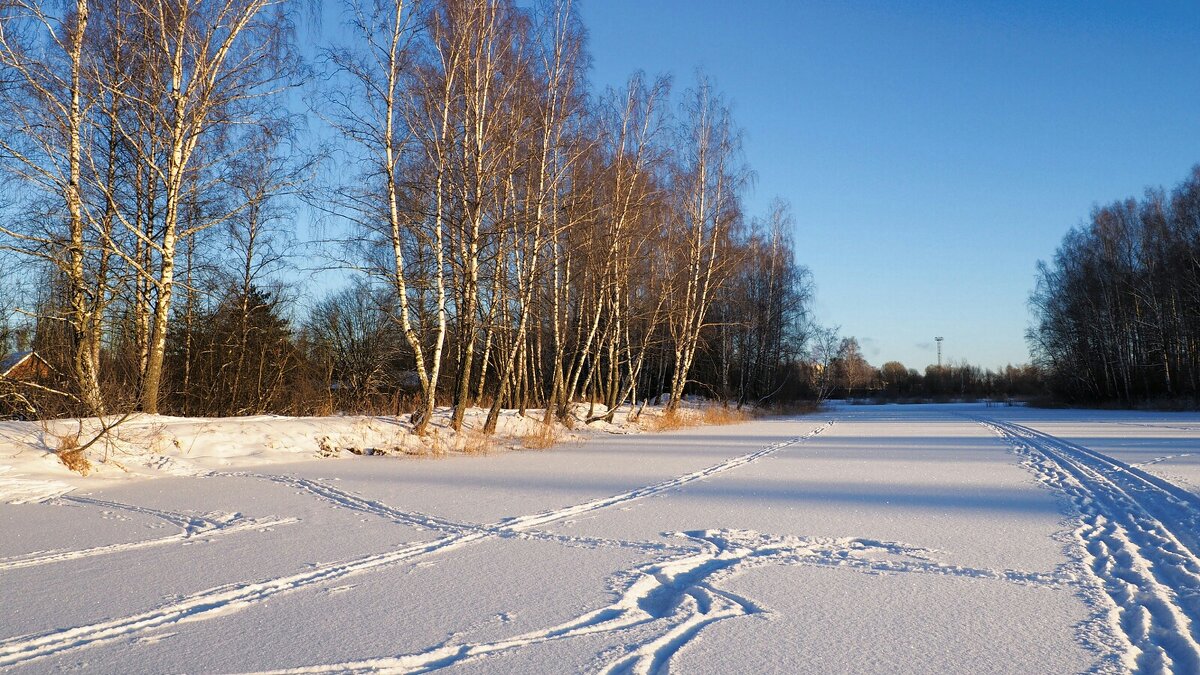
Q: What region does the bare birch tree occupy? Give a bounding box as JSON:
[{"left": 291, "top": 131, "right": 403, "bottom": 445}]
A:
[
  {"left": 0, "top": 0, "right": 107, "bottom": 412},
  {"left": 663, "top": 75, "right": 745, "bottom": 412},
  {"left": 482, "top": 0, "right": 585, "bottom": 433},
  {"left": 320, "top": 0, "right": 457, "bottom": 433}
]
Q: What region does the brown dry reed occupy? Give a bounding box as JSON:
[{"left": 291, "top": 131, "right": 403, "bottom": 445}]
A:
[
  {"left": 56, "top": 433, "right": 92, "bottom": 476},
  {"left": 521, "top": 423, "right": 559, "bottom": 449}
]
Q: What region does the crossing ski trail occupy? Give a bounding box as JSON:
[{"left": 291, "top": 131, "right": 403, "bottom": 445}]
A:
[{"left": 0, "top": 422, "right": 832, "bottom": 668}]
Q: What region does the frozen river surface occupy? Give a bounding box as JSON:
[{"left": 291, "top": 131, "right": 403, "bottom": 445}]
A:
[{"left": 3, "top": 403, "right": 1200, "bottom": 673}]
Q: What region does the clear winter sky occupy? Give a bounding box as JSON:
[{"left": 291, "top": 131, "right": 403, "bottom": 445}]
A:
[{"left": 577, "top": 1, "right": 1200, "bottom": 371}]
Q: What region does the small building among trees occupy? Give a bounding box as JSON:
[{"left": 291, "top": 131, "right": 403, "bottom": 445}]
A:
[
  {"left": 0, "top": 351, "right": 55, "bottom": 419},
  {"left": 1, "top": 351, "right": 52, "bottom": 382}
]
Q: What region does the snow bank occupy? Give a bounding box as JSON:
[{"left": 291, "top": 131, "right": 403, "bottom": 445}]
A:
[{"left": 0, "top": 400, "right": 742, "bottom": 504}]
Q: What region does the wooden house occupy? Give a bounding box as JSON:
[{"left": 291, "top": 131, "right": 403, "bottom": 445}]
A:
[
  {"left": 0, "top": 351, "right": 58, "bottom": 418},
  {"left": 0, "top": 351, "right": 52, "bottom": 382}
]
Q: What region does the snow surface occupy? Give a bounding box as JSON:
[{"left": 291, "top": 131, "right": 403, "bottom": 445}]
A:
[{"left": 2, "top": 403, "right": 1199, "bottom": 672}]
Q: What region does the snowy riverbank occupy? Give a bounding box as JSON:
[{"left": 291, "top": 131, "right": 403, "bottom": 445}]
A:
[{"left": 0, "top": 401, "right": 746, "bottom": 505}]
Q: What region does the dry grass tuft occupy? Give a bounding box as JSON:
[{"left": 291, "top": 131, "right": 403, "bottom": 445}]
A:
[
  {"left": 425, "top": 429, "right": 491, "bottom": 456},
  {"left": 423, "top": 433, "right": 449, "bottom": 457},
  {"left": 650, "top": 409, "right": 690, "bottom": 431},
  {"left": 458, "top": 429, "right": 493, "bottom": 455},
  {"left": 649, "top": 405, "right": 752, "bottom": 432},
  {"left": 521, "top": 423, "right": 559, "bottom": 449},
  {"left": 700, "top": 406, "right": 752, "bottom": 426},
  {"left": 56, "top": 434, "right": 92, "bottom": 476}
]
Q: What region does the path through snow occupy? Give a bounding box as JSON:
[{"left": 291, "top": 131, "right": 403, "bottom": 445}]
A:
[{"left": 981, "top": 417, "right": 1200, "bottom": 672}]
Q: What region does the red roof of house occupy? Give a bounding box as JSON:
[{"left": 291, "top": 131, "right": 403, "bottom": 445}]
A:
[{"left": 0, "top": 352, "right": 35, "bottom": 378}]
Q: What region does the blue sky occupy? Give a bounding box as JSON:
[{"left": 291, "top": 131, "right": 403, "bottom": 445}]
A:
[{"left": 578, "top": 1, "right": 1200, "bottom": 370}]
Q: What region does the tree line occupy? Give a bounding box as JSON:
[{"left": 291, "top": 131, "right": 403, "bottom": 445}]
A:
[
  {"left": 0, "top": 0, "right": 818, "bottom": 427},
  {"left": 1029, "top": 166, "right": 1200, "bottom": 406},
  {"left": 808, "top": 336, "right": 1043, "bottom": 402}
]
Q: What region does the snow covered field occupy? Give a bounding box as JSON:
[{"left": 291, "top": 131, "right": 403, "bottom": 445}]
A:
[{"left": 2, "top": 403, "right": 1199, "bottom": 673}]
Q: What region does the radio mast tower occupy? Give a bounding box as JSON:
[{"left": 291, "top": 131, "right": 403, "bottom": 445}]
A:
[{"left": 935, "top": 337, "right": 944, "bottom": 369}]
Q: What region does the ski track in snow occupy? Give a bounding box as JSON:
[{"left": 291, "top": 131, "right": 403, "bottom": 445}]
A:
[
  {"left": 62, "top": 495, "right": 241, "bottom": 534},
  {"left": 981, "top": 418, "right": 1200, "bottom": 673},
  {"left": 218, "top": 471, "right": 478, "bottom": 535},
  {"left": 0, "top": 515, "right": 298, "bottom": 572},
  {"left": 220, "top": 471, "right": 694, "bottom": 556},
  {"left": 1133, "top": 453, "right": 1196, "bottom": 468},
  {"left": 0, "top": 495, "right": 298, "bottom": 571},
  {"left": 246, "top": 530, "right": 1073, "bottom": 675},
  {"left": 0, "top": 422, "right": 834, "bottom": 668},
  {"left": 1116, "top": 422, "right": 1200, "bottom": 433}
]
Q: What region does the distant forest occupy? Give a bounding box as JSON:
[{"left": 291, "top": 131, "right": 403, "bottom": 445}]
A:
[{"left": 1030, "top": 166, "right": 1200, "bottom": 407}]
